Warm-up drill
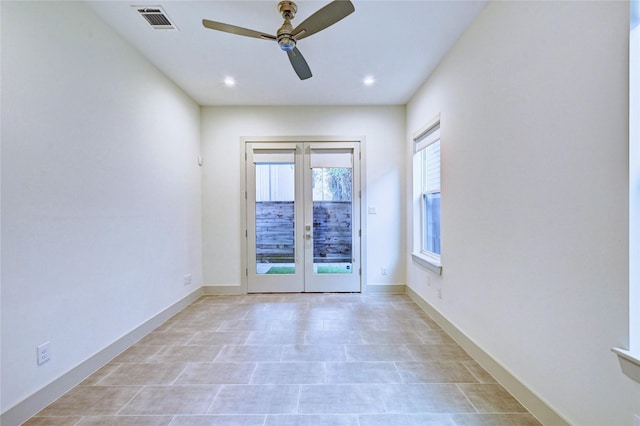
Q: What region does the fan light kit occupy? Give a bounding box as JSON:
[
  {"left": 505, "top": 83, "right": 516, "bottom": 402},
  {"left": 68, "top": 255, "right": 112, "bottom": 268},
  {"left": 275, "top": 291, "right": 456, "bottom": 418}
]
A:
[{"left": 202, "top": 0, "right": 355, "bottom": 80}]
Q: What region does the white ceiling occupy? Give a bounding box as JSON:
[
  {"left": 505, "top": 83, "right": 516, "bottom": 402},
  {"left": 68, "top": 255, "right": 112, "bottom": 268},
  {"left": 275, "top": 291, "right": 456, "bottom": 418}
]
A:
[{"left": 86, "top": 1, "right": 486, "bottom": 106}]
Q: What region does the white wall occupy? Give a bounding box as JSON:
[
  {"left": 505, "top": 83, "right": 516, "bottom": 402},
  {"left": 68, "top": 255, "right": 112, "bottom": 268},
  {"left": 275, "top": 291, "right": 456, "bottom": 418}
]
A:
[
  {"left": 1, "top": 1, "right": 202, "bottom": 414},
  {"left": 201, "top": 106, "right": 405, "bottom": 290},
  {"left": 406, "top": 1, "right": 639, "bottom": 424}
]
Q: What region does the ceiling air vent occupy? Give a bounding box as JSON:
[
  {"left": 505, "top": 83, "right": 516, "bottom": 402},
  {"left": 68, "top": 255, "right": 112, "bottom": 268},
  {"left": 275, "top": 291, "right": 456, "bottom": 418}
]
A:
[{"left": 136, "top": 6, "right": 177, "bottom": 30}]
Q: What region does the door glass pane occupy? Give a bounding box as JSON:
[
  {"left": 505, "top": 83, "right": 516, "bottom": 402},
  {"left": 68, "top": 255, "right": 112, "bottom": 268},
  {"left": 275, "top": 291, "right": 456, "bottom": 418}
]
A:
[
  {"left": 312, "top": 167, "right": 352, "bottom": 274},
  {"left": 255, "top": 163, "right": 295, "bottom": 275}
]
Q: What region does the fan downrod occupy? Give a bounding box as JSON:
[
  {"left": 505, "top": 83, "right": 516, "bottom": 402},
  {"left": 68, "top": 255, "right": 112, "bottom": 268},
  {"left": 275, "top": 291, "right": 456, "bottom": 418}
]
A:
[{"left": 278, "top": 1, "right": 297, "bottom": 19}]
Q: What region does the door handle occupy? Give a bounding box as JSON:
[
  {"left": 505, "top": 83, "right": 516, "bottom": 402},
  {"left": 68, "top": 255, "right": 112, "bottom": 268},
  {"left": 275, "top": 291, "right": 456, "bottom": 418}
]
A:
[{"left": 305, "top": 232, "right": 312, "bottom": 240}]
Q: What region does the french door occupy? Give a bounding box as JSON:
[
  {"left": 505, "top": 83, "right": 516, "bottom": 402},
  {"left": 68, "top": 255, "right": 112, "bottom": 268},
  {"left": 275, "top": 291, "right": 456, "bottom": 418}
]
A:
[{"left": 246, "top": 141, "right": 361, "bottom": 293}]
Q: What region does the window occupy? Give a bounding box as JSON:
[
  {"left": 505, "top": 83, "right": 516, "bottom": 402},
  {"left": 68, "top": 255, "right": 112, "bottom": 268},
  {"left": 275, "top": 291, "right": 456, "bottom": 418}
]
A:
[
  {"left": 613, "top": 0, "right": 640, "bottom": 381},
  {"left": 412, "top": 116, "right": 442, "bottom": 273},
  {"left": 421, "top": 141, "right": 441, "bottom": 255},
  {"left": 630, "top": 0, "right": 640, "bottom": 356}
]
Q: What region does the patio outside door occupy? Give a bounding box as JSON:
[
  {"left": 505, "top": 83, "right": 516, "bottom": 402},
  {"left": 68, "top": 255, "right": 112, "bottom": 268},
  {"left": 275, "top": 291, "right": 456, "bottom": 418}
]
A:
[{"left": 246, "top": 141, "right": 361, "bottom": 293}]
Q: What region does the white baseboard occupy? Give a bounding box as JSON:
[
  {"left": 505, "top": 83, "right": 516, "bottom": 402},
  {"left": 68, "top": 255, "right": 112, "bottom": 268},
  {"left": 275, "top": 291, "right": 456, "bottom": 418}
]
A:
[
  {"left": 0, "top": 288, "right": 203, "bottom": 426},
  {"left": 363, "top": 283, "right": 406, "bottom": 294},
  {"left": 202, "top": 284, "right": 406, "bottom": 295},
  {"left": 202, "top": 285, "right": 245, "bottom": 295},
  {"left": 406, "top": 286, "right": 570, "bottom": 426}
]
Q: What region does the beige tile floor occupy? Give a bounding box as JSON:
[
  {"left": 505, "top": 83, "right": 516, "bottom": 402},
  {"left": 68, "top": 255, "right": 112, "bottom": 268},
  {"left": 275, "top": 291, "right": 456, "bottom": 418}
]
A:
[{"left": 24, "top": 293, "right": 542, "bottom": 426}]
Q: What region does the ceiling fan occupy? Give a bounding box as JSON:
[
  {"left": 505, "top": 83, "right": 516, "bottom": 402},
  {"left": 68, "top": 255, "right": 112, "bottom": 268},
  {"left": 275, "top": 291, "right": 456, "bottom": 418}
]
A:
[{"left": 202, "top": 1, "right": 355, "bottom": 80}]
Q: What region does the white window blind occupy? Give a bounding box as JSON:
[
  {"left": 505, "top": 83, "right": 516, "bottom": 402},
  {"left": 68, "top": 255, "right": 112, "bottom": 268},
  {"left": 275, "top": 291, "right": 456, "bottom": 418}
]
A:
[
  {"left": 414, "top": 122, "right": 441, "bottom": 154},
  {"left": 310, "top": 149, "right": 353, "bottom": 168},
  {"left": 424, "top": 141, "right": 441, "bottom": 193},
  {"left": 252, "top": 149, "right": 295, "bottom": 164}
]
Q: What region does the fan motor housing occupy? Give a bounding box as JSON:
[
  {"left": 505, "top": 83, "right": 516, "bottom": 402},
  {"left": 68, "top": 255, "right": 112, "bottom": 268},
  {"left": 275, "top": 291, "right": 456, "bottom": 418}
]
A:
[{"left": 277, "top": 32, "right": 296, "bottom": 51}]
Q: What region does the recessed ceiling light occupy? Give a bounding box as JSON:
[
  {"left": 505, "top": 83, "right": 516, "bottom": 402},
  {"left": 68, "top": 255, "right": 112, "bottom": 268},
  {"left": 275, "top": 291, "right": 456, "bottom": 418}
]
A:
[
  {"left": 224, "top": 77, "right": 236, "bottom": 87},
  {"left": 363, "top": 76, "right": 376, "bottom": 86}
]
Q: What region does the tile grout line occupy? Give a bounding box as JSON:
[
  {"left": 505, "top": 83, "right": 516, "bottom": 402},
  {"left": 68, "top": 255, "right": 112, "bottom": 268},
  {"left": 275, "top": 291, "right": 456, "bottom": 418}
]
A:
[
  {"left": 295, "top": 384, "right": 302, "bottom": 415},
  {"left": 460, "top": 360, "right": 484, "bottom": 384},
  {"left": 203, "top": 384, "right": 223, "bottom": 416},
  {"left": 455, "top": 383, "right": 481, "bottom": 414},
  {"left": 170, "top": 362, "right": 191, "bottom": 386},
  {"left": 114, "top": 384, "right": 147, "bottom": 417}
]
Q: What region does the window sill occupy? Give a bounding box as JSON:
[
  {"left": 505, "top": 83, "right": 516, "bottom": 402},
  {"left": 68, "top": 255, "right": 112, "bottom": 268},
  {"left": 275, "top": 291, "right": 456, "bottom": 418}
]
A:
[
  {"left": 612, "top": 347, "right": 640, "bottom": 383},
  {"left": 411, "top": 252, "right": 442, "bottom": 275}
]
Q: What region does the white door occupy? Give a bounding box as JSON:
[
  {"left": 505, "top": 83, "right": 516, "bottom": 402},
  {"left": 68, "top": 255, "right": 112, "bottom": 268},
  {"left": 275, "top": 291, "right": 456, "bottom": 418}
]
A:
[{"left": 246, "top": 141, "right": 361, "bottom": 293}]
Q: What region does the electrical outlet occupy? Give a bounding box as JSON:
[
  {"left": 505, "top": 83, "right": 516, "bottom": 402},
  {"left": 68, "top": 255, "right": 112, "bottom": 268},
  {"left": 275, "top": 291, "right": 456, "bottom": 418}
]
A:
[
  {"left": 37, "top": 342, "right": 51, "bottom": 365},
  {"left": 381, "top": 267, "right": 387, "bottom": 275},
  {"left": 183, "top": 274, "right": 192, "bottom": 286}
]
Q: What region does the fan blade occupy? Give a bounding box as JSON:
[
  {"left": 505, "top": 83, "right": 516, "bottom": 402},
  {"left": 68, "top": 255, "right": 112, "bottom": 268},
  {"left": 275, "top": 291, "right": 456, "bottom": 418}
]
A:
[
  {"left": 287, "top": 47, "right": 312, "bottom": 80},
  {"left": 202, "top": 19, "right": 276, "bottom": 41},
  {"left": 292, "top": 0, "right": 354, "bottom": 40}
]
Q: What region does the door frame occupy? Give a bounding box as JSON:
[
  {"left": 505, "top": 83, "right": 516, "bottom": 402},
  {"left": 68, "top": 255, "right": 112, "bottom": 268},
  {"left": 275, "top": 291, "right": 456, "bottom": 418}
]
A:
[{"left": 240, "top": 135, "right": 367, "bottom": 294}]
